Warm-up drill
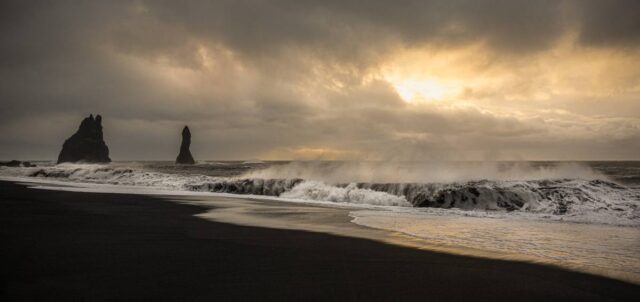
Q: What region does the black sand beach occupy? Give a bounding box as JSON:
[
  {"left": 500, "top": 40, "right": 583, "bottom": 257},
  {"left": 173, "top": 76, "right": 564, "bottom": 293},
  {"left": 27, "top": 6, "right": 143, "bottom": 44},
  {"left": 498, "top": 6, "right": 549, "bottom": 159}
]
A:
[{"left": 1, "top": 180, "right": 638, "bottom": 301}]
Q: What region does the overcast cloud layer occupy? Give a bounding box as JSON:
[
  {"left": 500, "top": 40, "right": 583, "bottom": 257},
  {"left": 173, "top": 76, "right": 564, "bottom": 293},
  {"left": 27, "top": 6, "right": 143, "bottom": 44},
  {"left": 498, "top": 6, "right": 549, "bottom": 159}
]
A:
[{"left": 1, "top": 0, "right": 639, "bottom": 160}]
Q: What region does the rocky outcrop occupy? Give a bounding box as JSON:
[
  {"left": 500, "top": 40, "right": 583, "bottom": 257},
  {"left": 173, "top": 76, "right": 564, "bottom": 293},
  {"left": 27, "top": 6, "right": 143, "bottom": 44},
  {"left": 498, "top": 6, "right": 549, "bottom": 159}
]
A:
[
  {"left": 57, "top": 114, "right": 111, "bottom": 164},
  {"left": 0, "top": 160, "right": 21, "bottom": 167},
  {"left": 0, "top": 160, "right": 35, "bottom": 167},
  {"left": 176, "top": 126, "right": 195, "bottom": 164}
]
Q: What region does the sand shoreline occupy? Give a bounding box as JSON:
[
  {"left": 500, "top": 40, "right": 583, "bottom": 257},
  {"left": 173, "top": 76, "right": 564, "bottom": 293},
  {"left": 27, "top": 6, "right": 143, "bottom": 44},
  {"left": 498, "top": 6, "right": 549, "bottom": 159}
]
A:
[
  {"left": 10, "top": 176, "right": 640, "bottom": 285},
  {"left": 1, "top": 180, "right": 639, "bottom": 301},
  {"left": 6, "top": 177, "right": 640, "bottom": 283}
]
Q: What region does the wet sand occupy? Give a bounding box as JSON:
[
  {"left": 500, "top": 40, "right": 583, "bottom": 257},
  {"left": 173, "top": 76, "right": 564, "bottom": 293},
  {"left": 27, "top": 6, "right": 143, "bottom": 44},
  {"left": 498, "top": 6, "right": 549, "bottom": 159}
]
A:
[{"left": 1, "top": 180, "right": 639, "bottom": 301}]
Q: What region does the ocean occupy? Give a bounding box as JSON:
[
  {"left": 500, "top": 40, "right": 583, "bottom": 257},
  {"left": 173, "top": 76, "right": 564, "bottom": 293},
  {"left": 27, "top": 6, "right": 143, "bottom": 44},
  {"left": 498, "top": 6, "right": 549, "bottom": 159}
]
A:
[{"left": 1, "top": 160, "right": 639, "bottom": 283}]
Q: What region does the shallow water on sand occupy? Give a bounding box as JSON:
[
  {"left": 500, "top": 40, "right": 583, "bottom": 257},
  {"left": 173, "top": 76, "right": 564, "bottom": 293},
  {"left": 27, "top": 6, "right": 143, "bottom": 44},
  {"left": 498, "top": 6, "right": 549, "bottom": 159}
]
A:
[{"left": 349, "top": 210, "right": 640, "bottom": 284}]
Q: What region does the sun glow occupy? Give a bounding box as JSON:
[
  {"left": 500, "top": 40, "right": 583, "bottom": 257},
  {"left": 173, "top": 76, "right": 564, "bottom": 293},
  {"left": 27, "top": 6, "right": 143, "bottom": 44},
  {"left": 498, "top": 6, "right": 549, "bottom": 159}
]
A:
[
  {"left": 384, "top": 74, "right": 462, "bottom": 103},
  {"left": 389, "top": 78, "right": 456, "bottom": 102},
  {"left": 381, "top": 47, "right": 470, "bottom": 103}
]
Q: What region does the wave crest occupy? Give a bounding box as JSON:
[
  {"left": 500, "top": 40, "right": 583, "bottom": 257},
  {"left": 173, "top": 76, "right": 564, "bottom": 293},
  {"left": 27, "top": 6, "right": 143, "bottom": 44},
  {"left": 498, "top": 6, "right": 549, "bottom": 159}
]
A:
[{"left": 1, "top": 163, "right": 637, "bottom": 225}]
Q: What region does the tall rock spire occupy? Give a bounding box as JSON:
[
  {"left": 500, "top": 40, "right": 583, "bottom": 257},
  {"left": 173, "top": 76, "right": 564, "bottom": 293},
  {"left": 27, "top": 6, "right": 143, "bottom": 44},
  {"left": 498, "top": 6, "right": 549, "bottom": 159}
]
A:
[
  {"left": 57, "top": 114, "right": 111, "bottom": 163},
  {"left": 176, "top": 126, "right": 195, "bottom": 164}
]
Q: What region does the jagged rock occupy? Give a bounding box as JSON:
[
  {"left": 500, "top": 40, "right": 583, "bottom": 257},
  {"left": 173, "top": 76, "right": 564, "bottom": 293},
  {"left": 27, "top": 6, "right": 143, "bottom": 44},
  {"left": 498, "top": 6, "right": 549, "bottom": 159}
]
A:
[
  {"left": 57, "top": 114, "right": 111, "bottom": 164},
  {"left": 176, "top": 126, "right": 195, "bottom": 164}
]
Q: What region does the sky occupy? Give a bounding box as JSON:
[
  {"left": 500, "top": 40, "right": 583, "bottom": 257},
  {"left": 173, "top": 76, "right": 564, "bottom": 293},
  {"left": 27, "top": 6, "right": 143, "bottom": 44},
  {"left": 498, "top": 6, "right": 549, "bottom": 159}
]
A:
[{"left": 1, "top": 0, "right": 639, "bottom": 161}]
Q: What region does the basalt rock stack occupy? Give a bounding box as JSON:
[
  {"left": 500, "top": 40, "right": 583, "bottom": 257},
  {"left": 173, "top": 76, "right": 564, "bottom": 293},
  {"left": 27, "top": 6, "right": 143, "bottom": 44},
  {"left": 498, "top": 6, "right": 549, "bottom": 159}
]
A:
[
  {"left": 57, "top": 114, "right": 111, "bottom": 164},
  {"left": 176, "top": 126, "right": 195, "bottom": 164}
]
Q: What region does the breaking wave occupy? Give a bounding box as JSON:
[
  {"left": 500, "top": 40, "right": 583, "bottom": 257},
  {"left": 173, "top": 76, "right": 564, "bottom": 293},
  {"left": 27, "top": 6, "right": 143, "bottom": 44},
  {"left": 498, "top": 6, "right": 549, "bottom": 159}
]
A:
[
  {"left": 1, "top": 162, "right": 639, "bottom": 226},
  {"left": 242, "top": 160, "right": 604, "bottom": 183}
]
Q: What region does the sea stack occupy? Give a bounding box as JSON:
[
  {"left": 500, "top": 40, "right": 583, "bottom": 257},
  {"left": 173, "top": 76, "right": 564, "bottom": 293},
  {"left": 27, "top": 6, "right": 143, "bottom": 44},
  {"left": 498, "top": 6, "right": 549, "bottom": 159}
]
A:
[
  {"left": 176, "top": 126, "right": 195, "bottom": 164},
  {"left": 57, "top": 114, "right": 111, "bottom": 164}
]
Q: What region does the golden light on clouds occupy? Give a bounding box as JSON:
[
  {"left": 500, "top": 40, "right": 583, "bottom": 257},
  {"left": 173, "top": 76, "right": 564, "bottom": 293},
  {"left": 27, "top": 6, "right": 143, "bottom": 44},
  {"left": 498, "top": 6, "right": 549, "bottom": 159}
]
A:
[
  {"left": 385, "top": 77, "right": 460, "bottom": 103},
  {"left": 380, "top": 44, "right": 489, "bottom": 104},
  {"left": 378, "top": 34, "right": 640, "bottom": 110},
  {"left": 264, "top": 147, "right": 361, "bottom": 161},
  {"left": 2, "top": 1, "right": 639, "bottom": 160}
]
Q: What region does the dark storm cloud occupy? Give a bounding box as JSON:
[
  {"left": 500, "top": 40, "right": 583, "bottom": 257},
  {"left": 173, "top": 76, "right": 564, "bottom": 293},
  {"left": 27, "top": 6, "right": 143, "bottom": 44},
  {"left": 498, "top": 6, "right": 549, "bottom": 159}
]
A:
[
  {"left": 575, "top": 0, "right": 640, "bottom": 47},
  {"left": 112, "top": 0, "right": 567, "bottom": 64},
  {"left": 1, "top": 0, "right": 639, "bottom": 160},
  {"left": 129, "top": 0, "right": 640, "bottom": 60}
]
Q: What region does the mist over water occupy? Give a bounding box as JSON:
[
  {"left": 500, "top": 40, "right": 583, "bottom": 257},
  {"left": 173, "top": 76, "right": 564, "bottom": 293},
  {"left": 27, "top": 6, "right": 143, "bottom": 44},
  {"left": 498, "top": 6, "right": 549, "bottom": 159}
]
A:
[
  {"left": 242, "top": 161, "right": 605, "bottom": 183},
  {"left": 1, "top": 160, "right": 638, "bottom": 226}
]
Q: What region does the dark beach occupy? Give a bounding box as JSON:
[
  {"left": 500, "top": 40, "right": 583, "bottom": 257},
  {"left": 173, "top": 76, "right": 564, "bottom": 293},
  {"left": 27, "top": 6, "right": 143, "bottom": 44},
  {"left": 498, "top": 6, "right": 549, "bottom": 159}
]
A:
[{"left": 1, "top": 180, "right": 638, "bottom": 302}]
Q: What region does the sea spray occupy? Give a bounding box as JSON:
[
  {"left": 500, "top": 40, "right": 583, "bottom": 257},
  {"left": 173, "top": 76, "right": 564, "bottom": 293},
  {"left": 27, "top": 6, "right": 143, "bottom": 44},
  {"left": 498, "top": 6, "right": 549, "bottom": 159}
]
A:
[
  {"left": 241, "top": 161, "right": 604, "bottom": 183},
  {"left": 280, "top": 181, "right": 411, "bottom": 207},
  {"left": 1, "top": 161, "right": 638, "bottom": 226}
]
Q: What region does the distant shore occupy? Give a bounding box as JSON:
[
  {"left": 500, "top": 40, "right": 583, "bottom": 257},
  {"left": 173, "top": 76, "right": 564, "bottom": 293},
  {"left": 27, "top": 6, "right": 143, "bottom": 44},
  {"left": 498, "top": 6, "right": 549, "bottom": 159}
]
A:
[{"left": 1, "top": 180, "right": 639, "bottom": 301}]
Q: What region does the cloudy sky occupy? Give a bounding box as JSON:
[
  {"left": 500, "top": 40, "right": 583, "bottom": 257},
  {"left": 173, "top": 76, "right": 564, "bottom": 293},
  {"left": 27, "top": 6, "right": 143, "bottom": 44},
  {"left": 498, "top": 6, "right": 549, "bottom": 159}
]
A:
[{"left": 1, "top": 0, "right": 639, "bottom": 161}]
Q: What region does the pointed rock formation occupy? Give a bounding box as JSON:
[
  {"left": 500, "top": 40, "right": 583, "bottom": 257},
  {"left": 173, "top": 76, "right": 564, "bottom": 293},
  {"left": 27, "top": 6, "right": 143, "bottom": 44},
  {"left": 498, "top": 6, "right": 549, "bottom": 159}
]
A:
[
  {"left": 57, "top": 114, "right": 111, "bottom": 164},
  {"left": 176, "top": 126, "right": 195, "bottom": 164}
]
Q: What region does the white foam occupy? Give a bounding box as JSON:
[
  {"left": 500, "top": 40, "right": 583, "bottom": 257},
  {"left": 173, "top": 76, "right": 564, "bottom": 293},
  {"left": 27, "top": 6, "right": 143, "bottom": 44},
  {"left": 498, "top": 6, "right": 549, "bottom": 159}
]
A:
[
  {"left": 2, "top": 163, "right": 639, "bottom": 226},
  {"left": 281, "top": 181, "right": 411, "bottom": 207}
]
